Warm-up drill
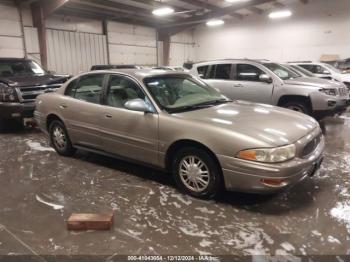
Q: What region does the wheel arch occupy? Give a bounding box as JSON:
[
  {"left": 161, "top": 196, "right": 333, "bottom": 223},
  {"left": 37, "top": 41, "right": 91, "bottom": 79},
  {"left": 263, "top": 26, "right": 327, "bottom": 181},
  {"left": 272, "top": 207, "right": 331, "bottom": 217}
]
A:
[
  {"left": 277, "top": 95, "right": 312, "bottom": 108},
  {"left": 46, "top": 114, "right": 65, "bottom": 131},
  {"left": 165, "top": 139, "right": 222, "bottom": 173}
]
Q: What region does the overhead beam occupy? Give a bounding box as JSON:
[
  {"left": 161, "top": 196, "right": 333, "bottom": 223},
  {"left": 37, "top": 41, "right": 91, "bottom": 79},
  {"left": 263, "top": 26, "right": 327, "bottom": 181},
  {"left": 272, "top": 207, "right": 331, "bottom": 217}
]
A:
[
  {"left": 42, "top": 0, "right": 69, "bottom": 18},
  {"left": 162, "top": 0, "right": 274, "bottom": 28}
]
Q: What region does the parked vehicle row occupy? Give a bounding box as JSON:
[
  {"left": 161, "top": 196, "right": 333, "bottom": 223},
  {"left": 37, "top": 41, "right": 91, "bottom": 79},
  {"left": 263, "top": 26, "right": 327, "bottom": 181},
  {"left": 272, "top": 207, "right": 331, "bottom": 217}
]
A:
[
  {"left": 34, "top": 68, "right": 325, "bottom": 198},
  {"left": 189, "top": 59, "right": 350, "bottom": 119},
  {"left": 289, "top": 61, "right": 350, "bottom": 89},
  {"left": 0, "top": 58, "right": 70, "bottom": 131}
]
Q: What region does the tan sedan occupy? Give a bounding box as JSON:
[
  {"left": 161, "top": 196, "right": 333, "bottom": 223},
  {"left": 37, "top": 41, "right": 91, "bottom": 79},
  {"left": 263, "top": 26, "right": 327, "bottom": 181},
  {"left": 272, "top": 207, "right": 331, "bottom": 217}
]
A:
[{"left": 35, "top": 69, "right": 324, "bottom": 198}]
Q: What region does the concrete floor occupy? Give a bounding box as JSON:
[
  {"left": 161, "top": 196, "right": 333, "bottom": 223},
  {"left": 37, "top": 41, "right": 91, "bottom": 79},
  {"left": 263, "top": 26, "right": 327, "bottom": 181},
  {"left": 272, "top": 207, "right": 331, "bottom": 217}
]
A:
[{"left": 0, "top": 112, "right": 350, "bottom": 258}]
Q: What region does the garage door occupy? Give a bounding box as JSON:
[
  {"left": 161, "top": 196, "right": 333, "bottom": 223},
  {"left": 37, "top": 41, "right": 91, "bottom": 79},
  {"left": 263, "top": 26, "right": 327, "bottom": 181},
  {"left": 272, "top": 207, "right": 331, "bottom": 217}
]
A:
[
  {"left": 107, "top": 21, "right": 157, "bottom": 66},
  {"left": 0, "top": 0, "right": 24, "bottom": 58},
  {"left": 47, "top": 29, "right": 108, "bottom": 75}
]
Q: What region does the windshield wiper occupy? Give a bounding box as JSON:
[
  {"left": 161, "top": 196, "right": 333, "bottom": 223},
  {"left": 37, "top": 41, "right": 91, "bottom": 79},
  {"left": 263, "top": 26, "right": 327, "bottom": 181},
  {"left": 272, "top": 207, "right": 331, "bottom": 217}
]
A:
[{"left": 167, "top": 99, "right": 232, "bottom": 113}]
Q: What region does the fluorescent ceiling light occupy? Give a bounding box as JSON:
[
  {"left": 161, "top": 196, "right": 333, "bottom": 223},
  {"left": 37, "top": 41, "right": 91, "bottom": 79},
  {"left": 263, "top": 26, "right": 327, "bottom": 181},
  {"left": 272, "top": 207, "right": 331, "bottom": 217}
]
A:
[
  {"left": 152, "top": 7, "right": 174, "bottom": 16},
  {"left": 206, "top": 19, "right": 225, "bottom": 27},
  {"left": 268, "top": 10, "right": 292, "bottom": 19}
]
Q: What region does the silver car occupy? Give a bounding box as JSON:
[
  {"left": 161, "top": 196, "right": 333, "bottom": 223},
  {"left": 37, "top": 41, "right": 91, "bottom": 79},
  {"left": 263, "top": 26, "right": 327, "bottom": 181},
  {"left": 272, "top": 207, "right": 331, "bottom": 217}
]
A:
[
  {"left": 35, "top": 69, "right": 324, "bottom": 198},
  {"left": 190, "top": 59, "right": 349, "bottom": 119}
]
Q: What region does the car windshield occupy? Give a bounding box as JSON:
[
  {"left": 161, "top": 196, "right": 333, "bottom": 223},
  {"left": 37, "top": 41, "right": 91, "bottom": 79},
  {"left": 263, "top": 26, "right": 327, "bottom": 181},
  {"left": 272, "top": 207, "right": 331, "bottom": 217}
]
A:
[
  {"left": 263, "top": 63, "right": 300, "bottom": 80},
  {"left": 0, "top": 60, "right": 46, "bottom": 77},
  {"left": 144, "top": 75, "right": 229, "bottom": 113},
  {"left": 323, "top": 63, "right": 342, "bottom": 74},
  {"left": 290, "top": 65, "right": 314, "bottom": 77}
]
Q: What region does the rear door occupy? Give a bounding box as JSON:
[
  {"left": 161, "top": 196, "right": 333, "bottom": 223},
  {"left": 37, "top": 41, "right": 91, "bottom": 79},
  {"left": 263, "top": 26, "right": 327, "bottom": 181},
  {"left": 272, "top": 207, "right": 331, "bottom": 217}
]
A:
[
  {"left": 59, "top": 73, "right": 107, "bottom": 149},
  {"left": 201, "top": 64, "right": 234, "bottom": 98},
  {"left": 99, "top": 74, "right": 159, "bottom": 166},
  {"left": 231, "top": 63, "right": 274, "bottom": 104}
]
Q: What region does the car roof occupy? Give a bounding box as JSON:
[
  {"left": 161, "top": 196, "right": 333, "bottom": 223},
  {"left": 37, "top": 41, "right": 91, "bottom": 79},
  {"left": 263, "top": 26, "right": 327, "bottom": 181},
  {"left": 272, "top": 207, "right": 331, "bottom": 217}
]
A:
[
  {"left": 192, "top": 59, "right": 273, "bottom": 67},
  {"left": 82, "top": 68, "right": 190, "bottom": 82}
]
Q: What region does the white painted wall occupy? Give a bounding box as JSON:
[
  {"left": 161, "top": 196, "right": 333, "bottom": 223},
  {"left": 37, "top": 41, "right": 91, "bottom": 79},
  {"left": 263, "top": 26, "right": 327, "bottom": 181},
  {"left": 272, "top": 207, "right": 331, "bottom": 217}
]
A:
[
  {"left": 169, "top": 31, "right": 197, "bottom": 66},
  {"left": 194, "top": 0, "right": 350, "bottom": 62},
  {"left": 0, "top": 0, "right": 24, "bottom": 58},
  {"left": 46, "top": 15, "right": 103, "bottom": 34}
]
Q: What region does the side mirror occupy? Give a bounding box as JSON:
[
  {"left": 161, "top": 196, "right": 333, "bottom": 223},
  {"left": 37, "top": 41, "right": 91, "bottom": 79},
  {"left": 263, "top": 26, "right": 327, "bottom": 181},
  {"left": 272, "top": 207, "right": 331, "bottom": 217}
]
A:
[
  {"left": 259, "top": 74, "right": 273, "bottom": 84},
  {"left": 322, "top": 70, "right": 331, "bottom": 75},
  {"left": 198, "top": 74, "right": 204, "bottom": 79},
  {"left": 47, "top": 70, "right": 56, "bottom": 75},
  {"left": 124, "top": 99, "right": 154, "bottom": 113}
]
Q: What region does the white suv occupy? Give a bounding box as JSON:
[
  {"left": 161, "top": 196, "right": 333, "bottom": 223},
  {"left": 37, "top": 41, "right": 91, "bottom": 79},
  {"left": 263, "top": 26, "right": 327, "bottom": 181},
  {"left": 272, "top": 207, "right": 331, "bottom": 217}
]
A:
[{"left": 289, "top": 61, "right": 350, "bottom": 90}]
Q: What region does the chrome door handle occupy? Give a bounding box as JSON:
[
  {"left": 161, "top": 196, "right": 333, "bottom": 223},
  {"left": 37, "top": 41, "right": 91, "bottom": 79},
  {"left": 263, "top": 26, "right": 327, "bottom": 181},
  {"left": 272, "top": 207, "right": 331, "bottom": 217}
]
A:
[
  {"left": 59, "top": 104, "right": 68, "bottom": 109},
  {"left": 233, "top": 84, "right": 244, "bottom": 88},
  {"left": 105, "top": 114, "right": 112, "bottom": 118}
]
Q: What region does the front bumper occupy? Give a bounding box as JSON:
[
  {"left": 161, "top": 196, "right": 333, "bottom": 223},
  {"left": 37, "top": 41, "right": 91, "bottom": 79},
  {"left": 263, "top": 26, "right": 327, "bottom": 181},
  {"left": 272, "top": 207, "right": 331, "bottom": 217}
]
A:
[
  {"left": 218, "top": 130, "right": 325, "bottom": 194},
  {"left": 0, "top": 102, "right": 35, "bottom": 119}
]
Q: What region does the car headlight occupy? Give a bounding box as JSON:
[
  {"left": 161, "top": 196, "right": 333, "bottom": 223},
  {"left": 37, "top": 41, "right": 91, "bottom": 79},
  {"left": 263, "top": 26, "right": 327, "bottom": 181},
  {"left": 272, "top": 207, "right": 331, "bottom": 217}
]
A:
[
  {"left": 0, "top": 84, "right": 19, "bottom": 102},
  {"left": 237, "top": 144, "right": 296, "bottom": 163},
  {"left": 319, "top": 88, "right": 337, "bottom": 96}
]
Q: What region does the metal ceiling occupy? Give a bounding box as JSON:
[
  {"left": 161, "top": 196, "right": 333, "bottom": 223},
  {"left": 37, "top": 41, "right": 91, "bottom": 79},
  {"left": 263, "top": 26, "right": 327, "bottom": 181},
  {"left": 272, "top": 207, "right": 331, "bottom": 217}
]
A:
[{"left": 21, "top": 0, "right": 309, "bottom": 29}]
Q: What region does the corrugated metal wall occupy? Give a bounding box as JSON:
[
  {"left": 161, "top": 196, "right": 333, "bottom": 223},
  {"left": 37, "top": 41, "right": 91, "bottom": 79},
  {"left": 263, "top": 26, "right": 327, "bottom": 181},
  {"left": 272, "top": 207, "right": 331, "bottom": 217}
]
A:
[
  {"left": 0, "top": 0, "right": 24, "bottom": 58},
  {"left": 47, "top": 29, "right": 108, "bottom": 75},
  {"left": 108, "top": 21, "right": 157, "bottom": 66}
]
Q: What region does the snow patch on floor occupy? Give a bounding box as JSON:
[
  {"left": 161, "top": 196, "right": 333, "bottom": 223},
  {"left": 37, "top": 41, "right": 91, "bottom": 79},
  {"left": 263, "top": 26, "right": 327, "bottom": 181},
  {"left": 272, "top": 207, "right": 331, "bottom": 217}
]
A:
[
  {"left": 26, "top": 140, "right": 54, "bottom": 152},
  {"left": 330, "top": 201, "right": 350, "bottom": 233}
]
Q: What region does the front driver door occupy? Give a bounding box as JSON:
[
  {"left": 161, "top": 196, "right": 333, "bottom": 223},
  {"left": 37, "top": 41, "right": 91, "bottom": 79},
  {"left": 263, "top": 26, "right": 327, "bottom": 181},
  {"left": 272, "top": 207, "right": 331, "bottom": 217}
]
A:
[
  {"left": 99, "top": 74, "right": 159, "bottom": 166},
  {"left": 231, "top": 63, "right": 274, "bottom": 104}
]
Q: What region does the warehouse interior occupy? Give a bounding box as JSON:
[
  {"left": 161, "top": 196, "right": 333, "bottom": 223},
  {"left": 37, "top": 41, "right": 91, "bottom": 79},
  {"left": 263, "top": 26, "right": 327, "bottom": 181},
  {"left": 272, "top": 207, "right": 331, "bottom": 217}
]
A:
[{"left": 0, "top": 0, "right": 350, "bottom": 260}]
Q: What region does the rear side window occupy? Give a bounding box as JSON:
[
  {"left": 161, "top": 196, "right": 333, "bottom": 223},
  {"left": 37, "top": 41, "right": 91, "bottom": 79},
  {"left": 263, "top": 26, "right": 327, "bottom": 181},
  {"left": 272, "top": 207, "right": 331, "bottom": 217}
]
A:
[
  {"left": 236, "top": 64, "right": 264, "bottom": 82},
  {"left": 197, "top": 66, "right": 209, "bottom": 78},
  {"left": 206, "top": 64, "right": 232, "bottom": 80},
  {"left": 66, "top": 74, "right": 104, "bottom": 104}
]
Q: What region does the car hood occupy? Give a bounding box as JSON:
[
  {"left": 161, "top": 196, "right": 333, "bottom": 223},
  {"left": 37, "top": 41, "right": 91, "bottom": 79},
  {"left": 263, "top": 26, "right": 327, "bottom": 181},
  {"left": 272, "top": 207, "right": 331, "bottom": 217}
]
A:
[
  {"left": 0, "top": 74, "right": 70, "bottom": 87},
  {"left": 284, "top": 77, "right": 344, "bottom": 89},
  {"left": 176, "top": 101, "right": 319, "bottom": 147},
  {"left": 337, "top": 73, "right": 350, "bottom": 82}
]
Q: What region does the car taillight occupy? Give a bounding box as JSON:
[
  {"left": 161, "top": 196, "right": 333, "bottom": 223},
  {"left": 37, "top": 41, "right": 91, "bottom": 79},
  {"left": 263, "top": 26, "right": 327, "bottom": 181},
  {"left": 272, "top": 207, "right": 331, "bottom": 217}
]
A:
[{"left": 0, "top": 84, "right": 19, "bottom": 102}]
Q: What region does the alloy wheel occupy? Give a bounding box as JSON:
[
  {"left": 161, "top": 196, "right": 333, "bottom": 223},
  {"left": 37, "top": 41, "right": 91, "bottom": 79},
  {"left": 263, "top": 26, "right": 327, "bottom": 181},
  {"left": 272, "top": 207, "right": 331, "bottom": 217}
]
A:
[{"left": 179, "top": 156, "right": 210, "bottom": 192}]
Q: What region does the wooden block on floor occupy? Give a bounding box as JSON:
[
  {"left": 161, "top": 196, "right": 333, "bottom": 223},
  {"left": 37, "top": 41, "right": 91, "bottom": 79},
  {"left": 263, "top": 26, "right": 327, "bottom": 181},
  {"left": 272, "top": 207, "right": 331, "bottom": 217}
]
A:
[{"left": 67, "top": 212, "right": 113, "bottom": 231}]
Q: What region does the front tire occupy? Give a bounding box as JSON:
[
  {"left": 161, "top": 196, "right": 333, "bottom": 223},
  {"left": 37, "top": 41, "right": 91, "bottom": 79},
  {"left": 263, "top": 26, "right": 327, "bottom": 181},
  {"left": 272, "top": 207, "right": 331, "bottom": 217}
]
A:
[
  {"left": 172, "top": 147, "right": 223, "bottom": 199},
  {"left": 49, "top": 120, "right": 76, "bottom": 156},
  {"left": 281, "top": 100, "right": 311, "bottom": 115}
]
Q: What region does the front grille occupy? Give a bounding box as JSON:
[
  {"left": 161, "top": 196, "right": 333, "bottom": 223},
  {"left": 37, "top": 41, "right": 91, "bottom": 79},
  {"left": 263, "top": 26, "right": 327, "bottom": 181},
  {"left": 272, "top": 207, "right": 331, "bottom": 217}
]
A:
[
  {"left": 17, "top": 84, "right": 62, "bottom": 102},
  {"left": 302, "top": 133, "right": 322, "bottom": 157},
  {"left": 339, "top": 88, "right": 347, "bottom": 96},
  {"left": 344, "top": 82, "right": 350, "bottom": 91}
]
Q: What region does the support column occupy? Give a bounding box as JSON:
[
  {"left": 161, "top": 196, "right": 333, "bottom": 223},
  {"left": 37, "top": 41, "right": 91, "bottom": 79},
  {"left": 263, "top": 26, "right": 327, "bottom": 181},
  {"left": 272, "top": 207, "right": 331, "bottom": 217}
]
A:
[{"left": 31, "top": 2, "right": 47, "bottom": 68}]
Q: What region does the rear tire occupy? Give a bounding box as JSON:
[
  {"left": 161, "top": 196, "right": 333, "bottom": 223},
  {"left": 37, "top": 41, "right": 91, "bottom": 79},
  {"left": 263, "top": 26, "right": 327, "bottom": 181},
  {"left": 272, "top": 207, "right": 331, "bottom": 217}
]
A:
[
  {"left": 172, "top": 147, "right": 223, "bottom": 199},
  {"left": 49, "top": 120, "right": 76, "bottom": 156},
  {"left": 281, "top": 100, "right": 311, "bottom": 115}
]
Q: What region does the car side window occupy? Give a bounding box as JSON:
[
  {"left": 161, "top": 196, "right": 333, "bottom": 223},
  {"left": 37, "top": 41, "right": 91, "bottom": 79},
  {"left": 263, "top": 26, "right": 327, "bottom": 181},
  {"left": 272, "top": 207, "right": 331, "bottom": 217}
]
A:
[
  {"left": 236, "top": 64, "right": 264, "bottom": 82},
  {"left": 299, "top": 64, "right": 317, "bottom": 73},
  {"left": 66, "top": 74, "right": 104, "bottom": 104},
  {"left": 214, "top": 64, "right": 232, "bottom": 80},
  {"left": 65, "top": 79, "right": 78, "bottom": 97},
  {"left": 197, "top": 65, "right": 209, "bottom": 79},
  {"left": 106, "top": 75, "right": 145, "bottom": 109}
]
